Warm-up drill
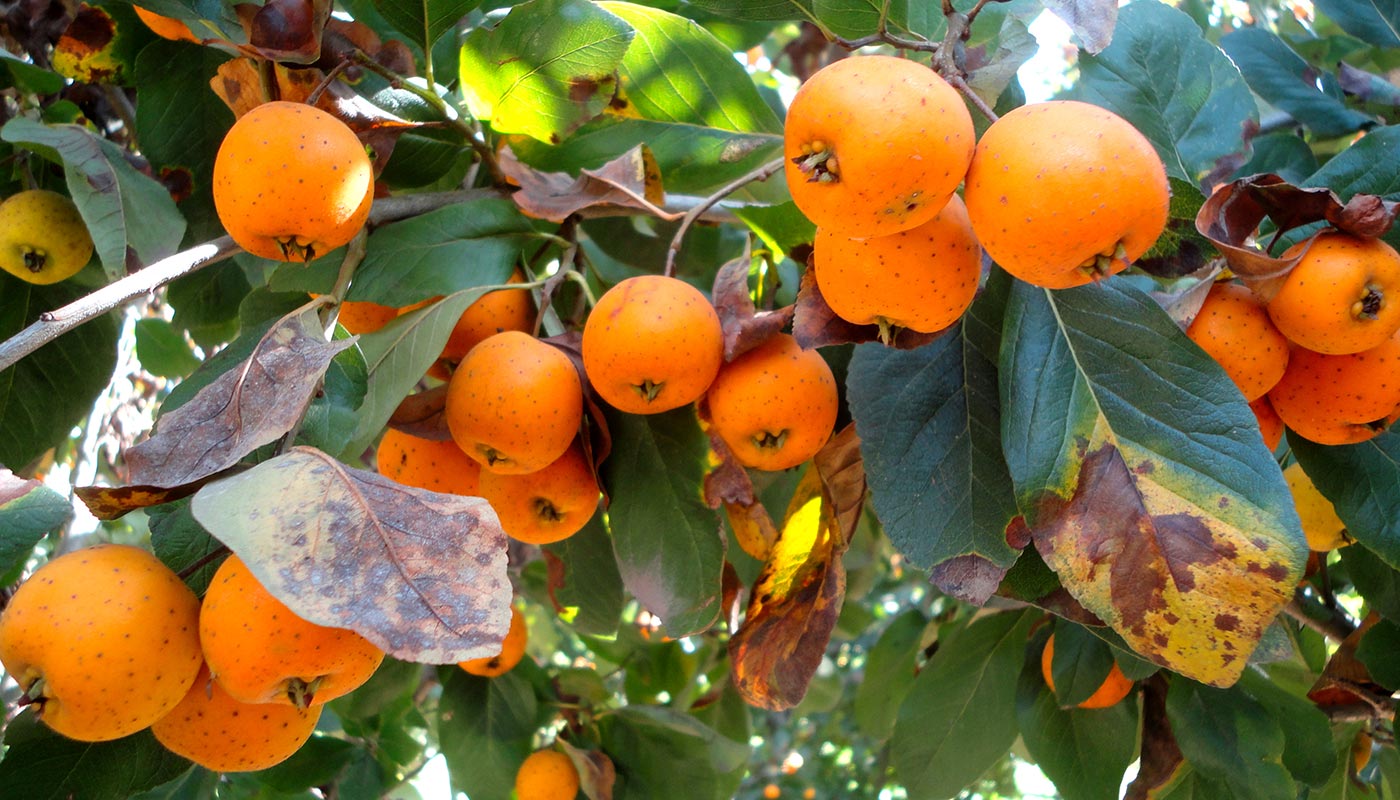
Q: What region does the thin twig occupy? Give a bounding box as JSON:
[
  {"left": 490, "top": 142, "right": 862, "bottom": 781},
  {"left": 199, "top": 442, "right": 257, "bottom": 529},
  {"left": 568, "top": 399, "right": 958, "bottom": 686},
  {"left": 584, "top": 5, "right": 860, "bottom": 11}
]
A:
[
  {"left": 665, "top": 157, "right": 784, "bottom": 277},
  {"left": 947, "top": 74, "right": 998, "bottom": 123},
  {"left": 177, "top": 544, "right": 230, "bottom": 581},
  {"left": 306, "top": 58, "right": 355, "bottom": 107}
]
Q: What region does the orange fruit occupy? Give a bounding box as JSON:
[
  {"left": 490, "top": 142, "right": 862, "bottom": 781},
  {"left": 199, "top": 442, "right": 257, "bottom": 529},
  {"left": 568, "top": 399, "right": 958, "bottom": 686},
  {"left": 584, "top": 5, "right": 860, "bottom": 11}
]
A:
[
  {"left": 133, "top": 6, "right": 198, "bottom": 41},
  {"left": 1040, "top": 633, "right": 1134, "bottom": 710},
  {"left": 1251, "top": 396, "right": 1283, "bottom": 451},
  {"left": 199, "top": 555, "right": 384, "bottom": 708},
  {"left": 444, "top": 331, "right": 583, "bottom": 474},
  {"left": 963, "top": 101, "right": 1169, "bottom": 289},
  {"left": 152, "top": 665, "right": 320, "bottom": 772},
  {"left": 401, "top": 269, "right": 536, "bottom": 380},
  {"left": 0, "top": 544, "right": 203, "bottom": 741},
  {"left": 582, "top": 275, "right": 724, "bottom": 414},
  {"left": 376, "top": 428, "right": 482, "bottom": 496},
  {"left": 1267, "top": 231, "right": 1400, "bottom": 355},
  {"left": 459, "top": 605, "right": 528, "bottom": 677},
  {"left": 784, "top": 55, "right": 974, "bottom": 237},
  {"left": 514, "top": 748, "right": 580, "bottom": 800},
  {"left": 813, "top": 193, "right": 981, "bottom": 337},
  {"left": 1185, "top": 281, "right": 1290, "bottom": 401},
  {"left": 1268, "top": 332, "right": 1400, "bottom": 445},
  {"left": 214, "top": 101, "right": 374, "bottom": 262},
  {"left": 478, "top": 443, "right": 599, "bottom": 545},
  {"left": 334, "top": 300, "right": 399, "bottom": 335},
  {"left": 705, "top": 333, "right": 838, "bottom": 471},
  {"left": 764, "top": 785, "right": 782, "bottom": 800},
  {"left": 1283, "top": 463, "right": 1352, "bottom": 552},
  {"left": 1353, "top": 731, "right": 1374, "bottom": 774},
  {"left": 0, "top": 189, "right": 94, "bottom": 285}
]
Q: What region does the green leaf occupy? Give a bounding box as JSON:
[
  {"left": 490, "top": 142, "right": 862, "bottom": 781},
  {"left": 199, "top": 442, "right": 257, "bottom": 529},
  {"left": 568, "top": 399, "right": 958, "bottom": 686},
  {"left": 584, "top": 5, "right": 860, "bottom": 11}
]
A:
[
  {"left": 437, "top": 669, "right": 539, "bottom": 800},
  {"left": 680, "top": 0, "right": 810, "bottom": 22},
  {"left": 597, "top": 2, "right": 780, "bottom": 134},
  {"left": 167, "top": 263, "right": 250, "bottom": 349},
  {"left": 853, "top": 609, "right": 926, "bottom": 740},
  {"left": 298, "top": 338, "right": 368, "bottom": 461},
  {"left": 251, "top": 737, "right": 357, "bottom": 793},
  {"left": 1016, "top": 631, "right": 1139, "bottom": 800},
  {"left": 1339, "top": 544, "right": 1400, "bottom": 622},
  {"left": 600, "top": 705, "right": 750, "bottom": 800},
  {"left": 1302, "top": 126, "right": 1400, "bottom": 250},
  {"left": 1358, "top": 618, "right": 1400, "bottom": 690},
  {"left": 1233, "top": 132, "right": 1319, "bottom": 185},
  {"left": 0, "top": 474, "right": 67, "bottom": 579},
  {"left": 377, "top": 0, "right": 481, "bottom": 52},
  {"left": 1291, "top": 432, "right": 1400, "bottom": 570},
  {"left": 1166, "top": 679, "right": 1296, "bottom": 800},
  {"left": 1314, "top": 0, "right": 1400, "bottom": 48},
  {"left": 1000, "top": 278, "right": 1306, "bottom": 686},
  {"left": 2, "top": 118, "right": 185, "bottom": 276},
  {"left": 891, "top": 610, "right": 1035, "bottom": 798},
  {"left": 1237, "top": 668, "right": 1337, "bottom": 788},
  {"left": 734, "top": 202, "right": 815, "bottom": 255},
  {"left": 542, "top": 513, "right": 625, "bottom": 636},
  {"left": 0, "top": 272, "right": 118, "bottom": 470},
  {"left": 348, "top": 199, "right": 533, "bottom": 307},
  {"left": 1220, "top": 29, "right": 1375, "bottom": 140},
  {"left": 459, "top": 0, "right": 634, "bottom": 143},
  {"left": 0, "top": 712, "right": 192, "bottom": 800},
  {"left": 0, "top": 50, "right": 65, "bottom": 94},
  {"left": 332, "top": 656, "right": 424, "bottom": 723},
  {"left": 846, "top": 269, "right": 1019, "bottom": 573},
  {"left": 134, "top": 318, "right": 199, "bottom": 378},
  {"left": 603, "top": 406, "right": 723, "bottom": 637},
  {"left": 1073, "top": 0, "right": 1257, "bottom": 183},
  {"left": 148, "top": 498, "right": 225, "bottom": 596}
]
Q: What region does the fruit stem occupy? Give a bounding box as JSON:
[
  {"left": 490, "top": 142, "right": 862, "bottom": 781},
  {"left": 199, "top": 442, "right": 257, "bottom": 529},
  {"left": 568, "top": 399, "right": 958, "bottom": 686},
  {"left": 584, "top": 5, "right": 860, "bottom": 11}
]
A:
[{"left": 876, "top": 318, "right": 895, "bottom": 346}]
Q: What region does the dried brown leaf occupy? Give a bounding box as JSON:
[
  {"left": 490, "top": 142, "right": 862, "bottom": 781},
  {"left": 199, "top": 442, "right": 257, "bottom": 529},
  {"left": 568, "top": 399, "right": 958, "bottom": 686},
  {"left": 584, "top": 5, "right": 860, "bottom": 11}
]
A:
[
  {"left": 1123, "top": 675, "right": 1185, "bottom": 799},
  {"left": 1308, "top": 611, "right": 1391, "bottom": 709},
  {"left": 500, "top": 144, "right": 669, "bottom": 222},
  {"left": 711, "top": 254, "right": 793, "bottom": 361},
  {"left": 929, "top": 554, "right": 1010, "bottom": 606},
  {"left": 704, "top": 432, "right": 779, "bottom": 561},
  {"left": 0, "top": 469, "right": 43, "bottom": 506},
  {"left": 813, "top": 422, "right": 865, "bottom": 547},
  {"left": 1042, "top": 0, "right": 1118, "bottom": 54},
  {"left": 75, "top": 472, "right": 238, "bottom": 521},
  {"left": 388, "top": 385, "right": 452, "bottom": 441},
  {"left": 543, "top": 332, "right": 613, "bottom": 476},
  {"left": 560, "top": 740, "right": 616, "bottom": 800},
  {"left": 190, "top": 446, "right": 511, "bottom": 663},
  {"left": 792, "top": 264, "right": 943, "bottom": 350}
]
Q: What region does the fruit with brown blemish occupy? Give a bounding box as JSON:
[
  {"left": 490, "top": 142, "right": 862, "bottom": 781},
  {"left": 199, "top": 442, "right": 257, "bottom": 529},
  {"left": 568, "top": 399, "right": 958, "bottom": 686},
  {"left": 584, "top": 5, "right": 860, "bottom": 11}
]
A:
[
  {"left": 1040, "top": 633, "right": 1135, "bottom": 709},
  {"left": 1185, "top": 281, "right": 1290, "bottom": 401},
  {"left": 478, "top": 443, "right": 599, "bottom": 545},
  {"left": 814, "top": 193, "right": 981, "bottom": 339},
  {"left": 459, "top": 605, "right": 528, "bottom": 677},
  {"left": 0, "top": 189, "right": 94, "bottom": 285},
  {"left": 963, "top": 100, "right": 1169, "bottom": 289},
  {"left": 213, "top": 101, "right": 374, "bottom": 262},
  {"left": 0, "top": 544, "right": 202, "bottom": 741},
  {"left": 1283, "top": 463, "right": 1352, "bottom": 552},
  {"left": 705, "top": 333, "right": 838, "bottom": 471},
  {"left": 1267, "top": 231, "right": 1400, "bottom": 355},
  {"left": 376, "top": 428, "right": 482, "bottom": 496},
  {"left": 1267, "top": 331, "right": 1400, "bottom": 445},
  {"left": 582, "top": 275, "right": 723, "bottom": 414},
  {"left": 513, "top": 747, "right": 580, "bottom": 800},
  {"left": 152, "top": 664, "right": 320, "bottom": 772},
  {"left": 199, "top": 554, "right": 384, "bottom": 708},
  {"left": 444, "top": 331, "right": 583, "bottom": 474},
  {"left": 783, "top": 54, "right": 975, "bottom": 237}
]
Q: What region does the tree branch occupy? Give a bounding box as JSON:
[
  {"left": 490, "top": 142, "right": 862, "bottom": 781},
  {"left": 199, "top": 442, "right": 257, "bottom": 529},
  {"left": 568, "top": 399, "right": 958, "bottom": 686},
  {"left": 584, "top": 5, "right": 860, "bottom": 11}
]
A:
[
  {"left": 1285, "top": 595, "right": 1356, "bottom": 643},
  {"left": 665, "top": 157, "right": 784, "bottom": 277}
]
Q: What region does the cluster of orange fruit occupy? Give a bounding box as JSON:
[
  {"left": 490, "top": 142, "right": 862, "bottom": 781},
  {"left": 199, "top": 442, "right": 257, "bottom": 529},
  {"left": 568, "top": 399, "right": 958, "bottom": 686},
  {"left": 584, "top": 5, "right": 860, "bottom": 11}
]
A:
[
  {"left": 785, "top": 55, "right": 1171, "bottom": 337},
  {"left": 1186, "top": 232, "right": 1400, "bottom": 448}
]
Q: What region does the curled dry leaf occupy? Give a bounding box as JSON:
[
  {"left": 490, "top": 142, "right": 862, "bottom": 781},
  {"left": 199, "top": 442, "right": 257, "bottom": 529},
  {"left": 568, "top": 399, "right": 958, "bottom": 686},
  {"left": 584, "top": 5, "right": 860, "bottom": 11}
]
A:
[
  {"left": 1123, "top": 675, "right": 1182, "bottom": 800},
  {"left": 813, "top": 423, "right": 865, "bottom": 544},
  {"left": 703, "top": 431, "right": 779, "bottom": 562},
  {"left": 124, "top": 302, "right": 353, "bottom": 489},
  {"left": 542, "top": 331, "right": 613, "bottom": 474},
  {"left": 190, "top": 446, "right": 512, "bottom": 663},
  {"left": 499, "top": 144, "right": 668, "bottom": 222},
  {"left": 711, "top": 253, "right": 794, "bottom": 362},
  {"left": 929, "top": 554, "right": 1011, "bottom": 606},
  {"left": 1307, "top": 611, "right": 1391, "bottom": 710},
  {"left": 387, "top": 385, "right": 452, "bottom": 441},
  {"left": 792, "top": 263, "right": 945, "bottom": 351},
  {"left": 559, "top": 739, "right": 616, "bottom": 800},
  {"left": 1147, "top": 258, "right": 1224, "bottom": 330},
  {"left": 76, "top": 472, "right": 240, "bottom": 521}
]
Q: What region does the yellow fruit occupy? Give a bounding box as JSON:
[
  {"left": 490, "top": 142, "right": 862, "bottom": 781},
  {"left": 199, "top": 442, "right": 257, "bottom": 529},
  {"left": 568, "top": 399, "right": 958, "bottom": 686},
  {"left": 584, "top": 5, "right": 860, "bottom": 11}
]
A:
[
  {"left": 514, "top": 748, "right": 581, "bottom": 800},
  {"left": 152, "top": 665, "right": 320, "bottom": 772},
  {"left": 0, "top": 544, "right": 203, "bottom": 741},
  {"left": 1283, "top": 463, "right": 1352, "bottom": 552},
  {"left": 0, "top": 189, "right": 94, "bottom": 285}
]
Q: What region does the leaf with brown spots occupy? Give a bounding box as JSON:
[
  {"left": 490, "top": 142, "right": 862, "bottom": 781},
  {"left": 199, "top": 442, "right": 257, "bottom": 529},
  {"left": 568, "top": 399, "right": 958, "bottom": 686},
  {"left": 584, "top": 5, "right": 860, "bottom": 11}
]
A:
[
  {"left": 75, "top": 473, "right": 236, "bottom": 521},
  {"left": 189, "top": 446, "right": 512, "bottom": 663},
  {"left": 499, "top": 145, "right": 668, "bottom": 222},
  {"left": 792, "top": 263, "right": 944, "bottom": 351},
  {"left": 711, "top": 253, "right": 793, "bottom": 362},
  {"left": 124, "top": 301, "right": 353, "bottom": 489},
  {"left": 1001, "top": 279, "right": 1306, "bottom": 687}
]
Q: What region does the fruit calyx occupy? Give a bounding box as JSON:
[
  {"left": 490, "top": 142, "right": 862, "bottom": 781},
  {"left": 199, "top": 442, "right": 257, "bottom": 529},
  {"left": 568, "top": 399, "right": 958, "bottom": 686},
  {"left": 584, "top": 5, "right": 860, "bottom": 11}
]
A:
[
  {"left": 285, "top": 676, "right": 324, "bottom": 709},
  {"left": 753, "top": 430, "right": 788, "bottom": 451},
  {"left": 1353, "top": 283, "right": 1385, "bottom": 320},
  {"left": 276, "top": 237, "right": 318, "bottom": 263},
  {"left": 477, "top": 445, "right": 512, "bottom": 469},
  {"left": 18, "top": 674, "right": 49, "bottom": 713},
  {"left": 631, "top": 379, "right": 665, "bottom": 403},
  {"left": 1075, "top": 242, "right": 1129, "bottom": 281},
  {"left": 21, "top": 246, "right": 47, "bottom": 273},
  {"left": 532, "top": 498, "right": 564, "bottom": 523},
  {"left": 791, "top": 141, "right": 839, "bottom": 184}
]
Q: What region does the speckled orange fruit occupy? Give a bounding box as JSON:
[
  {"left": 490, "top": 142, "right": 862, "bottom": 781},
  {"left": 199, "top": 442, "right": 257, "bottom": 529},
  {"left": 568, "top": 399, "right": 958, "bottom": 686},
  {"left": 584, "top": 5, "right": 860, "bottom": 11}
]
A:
[
  {"left": 1186, "top": 281, "right": 1290, "bottom": 401},
  {"left": 0, "top": 189, "right": 94, "bottom": 285},
  {"left": 1268, "top": 231, "right": 1400, "bottom": 355},
  {"left": 514, "top": 748, "right": 580, "bottom": 800},
  {"left": 814, "top": 193, "right": 981, "bottom": 336},
  {"left": 335, "top": 300, "right": 399, "bottom": 335},
  {"left": 784, "top": 55, "right": 974, "bottom": 237},
  {"left": 478, "top": 443, "right": 599, "bottom": 545},
  {"left": 152, "top": 665, "right": 320, "bottom": 772},
  {"left": 1040, "top": 633, "right": 1134, "bottom": 710},
  {"left": 1268, "top": 332, "right": 1400, "bottom": 445},
  {"left": 459, "top": 606, "right": 527, "bottom": 677},
  {"left": 200, "top": 555, "right": 384, "bottom": 708},
  {"left": 705, "top": 333, "right": 838, "bottom": 471},
  {"left": 1251, "top": 396, "right": 1283, "bottom": 451},
  {"left": 376, "top": 428, "right": 481, "bottom": 496},
  {"left": 445, "top": 331, "right": 583, "bottom": 475},
  {"left": 404, "top": 270, "right": 536, "bottom": 380},
  {"left": 582, "top": 275, "right": 723, "bottom": 414},
  {"left": 214, "top": 101, "right": 373, "bottom": 262},
  {"left": 0, "top": 544, "right": 202, "bottom": 741},
  {"left": 964, "top": 101, "right": 1169, "bottom": 289},
  {"left": 133, "top": 6, "right": 198, "bottom": 41}
]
